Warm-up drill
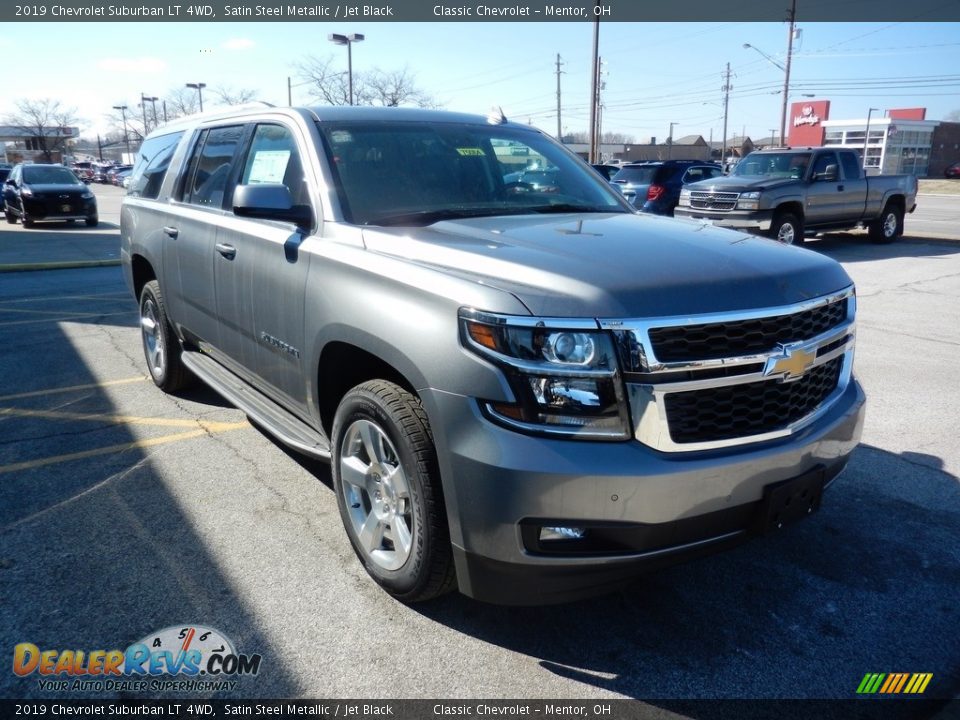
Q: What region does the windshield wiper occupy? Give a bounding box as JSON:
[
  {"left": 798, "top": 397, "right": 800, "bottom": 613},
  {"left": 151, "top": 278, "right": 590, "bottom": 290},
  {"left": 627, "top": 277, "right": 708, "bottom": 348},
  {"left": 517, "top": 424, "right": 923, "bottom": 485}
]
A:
[
  {"left": 365, "top": 207, "right": 530, "bottom": 227},
  {"left": 526, "top": 203, "right": 616, "bottom": 214}
]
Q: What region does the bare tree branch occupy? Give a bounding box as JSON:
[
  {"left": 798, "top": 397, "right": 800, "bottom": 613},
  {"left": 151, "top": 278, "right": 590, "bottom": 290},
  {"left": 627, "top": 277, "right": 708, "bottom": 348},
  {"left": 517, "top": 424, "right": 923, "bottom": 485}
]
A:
[
  {"left": 293, "top": 56, "right": 438, "bottom": 108},
  {"left": 4, "top": 99, "right": 80, "bottom": 162},
  {"left": 211, "top": 86, "right": 259, "bottom": 106}
]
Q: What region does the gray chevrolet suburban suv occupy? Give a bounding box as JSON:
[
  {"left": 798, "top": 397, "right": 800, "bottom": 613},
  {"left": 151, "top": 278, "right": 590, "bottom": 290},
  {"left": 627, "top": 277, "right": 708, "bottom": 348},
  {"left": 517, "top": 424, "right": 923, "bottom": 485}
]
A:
[{"left": 120, "top": 106, "right": 866, "bottom": 605}]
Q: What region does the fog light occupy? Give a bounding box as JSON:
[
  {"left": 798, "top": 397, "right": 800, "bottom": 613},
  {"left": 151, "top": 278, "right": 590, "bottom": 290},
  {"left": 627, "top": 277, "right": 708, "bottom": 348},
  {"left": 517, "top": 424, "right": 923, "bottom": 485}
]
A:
[{"left": 540, "top": 526, "right": 586, "bottom": 541}]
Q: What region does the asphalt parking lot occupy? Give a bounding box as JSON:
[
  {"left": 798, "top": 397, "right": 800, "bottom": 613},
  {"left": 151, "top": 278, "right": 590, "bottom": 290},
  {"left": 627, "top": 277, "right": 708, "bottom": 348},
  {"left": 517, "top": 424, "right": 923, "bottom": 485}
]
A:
[{"left": 1, "top": 186, "right": 958, "bottom": 716}]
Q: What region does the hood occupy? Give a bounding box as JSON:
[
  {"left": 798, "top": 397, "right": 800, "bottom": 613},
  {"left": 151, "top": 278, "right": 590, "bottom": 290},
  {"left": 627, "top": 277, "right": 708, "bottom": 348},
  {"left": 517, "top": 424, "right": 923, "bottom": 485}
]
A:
[
  {"left": 361, "top": 213, "right": 851, "bottom": 318},
  {"left": 688, "top": 175, "right": 798, "bottom": 193}
]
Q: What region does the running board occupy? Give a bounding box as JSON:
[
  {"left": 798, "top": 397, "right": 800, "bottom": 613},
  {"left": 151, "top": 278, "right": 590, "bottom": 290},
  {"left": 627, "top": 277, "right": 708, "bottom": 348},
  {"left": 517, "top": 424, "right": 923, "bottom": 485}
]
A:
[{"left": 181, "top": 350, "right": 331, "bottom": 459}]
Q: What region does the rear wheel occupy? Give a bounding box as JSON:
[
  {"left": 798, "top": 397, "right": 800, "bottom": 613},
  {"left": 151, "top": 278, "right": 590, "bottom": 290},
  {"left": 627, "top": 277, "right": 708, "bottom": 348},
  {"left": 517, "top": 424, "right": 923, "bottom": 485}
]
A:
[
  {"left": 768, "top": 211, "right": 804, "bottom": 245},
  {"left": 869, "top": 203, "right": 903, "bottom": 244},
  {"left": 331, "top": 380, "right": 455, "bottom": 603},
  {"left": 139, "top": 280, "right": 192, "bottom": 392}
]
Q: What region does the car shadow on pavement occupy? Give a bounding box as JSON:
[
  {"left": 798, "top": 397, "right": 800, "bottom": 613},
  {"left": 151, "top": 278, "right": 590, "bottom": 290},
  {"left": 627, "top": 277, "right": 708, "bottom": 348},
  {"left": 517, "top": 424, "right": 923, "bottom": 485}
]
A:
[
  {"left": 412, "top": 444, "right": 960, "bottom": 707},
  {"left": 806, "top": 233, "right": 960, "bottom": 263},
  {"left": 0, "top": 269, "right": 302, "bottom": 701}
]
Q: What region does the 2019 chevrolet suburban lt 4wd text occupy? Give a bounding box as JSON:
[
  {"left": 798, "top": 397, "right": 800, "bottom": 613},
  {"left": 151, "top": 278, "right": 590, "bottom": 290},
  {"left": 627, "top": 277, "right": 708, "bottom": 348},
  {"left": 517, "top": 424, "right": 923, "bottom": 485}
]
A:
[{"left": 120, "top": 106, "right": 866, "bottom": 605}]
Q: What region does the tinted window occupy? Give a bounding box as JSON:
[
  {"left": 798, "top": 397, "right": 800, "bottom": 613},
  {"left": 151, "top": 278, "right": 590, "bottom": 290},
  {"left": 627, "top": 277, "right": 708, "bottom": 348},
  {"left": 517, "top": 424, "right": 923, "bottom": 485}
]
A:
[
  {"left": 682, "top": 166, "right": 720, "bottom": 184},
  {"left": 238, "top": 124, "right": 309, "bottom": 207},
  {"left": 613, "top": 166, "right": 659, "bottom": 184},
  {"left": 839, "top": 151, "right": 861, "bottom": 181},
  {"left": 182, "top": 125, "right": 245, "bottom": 208},
  {"left": 22, "top": 166, "right": 81, "bottom": 185},
  {"left": 128, "top": 132, "right": 184, "bottom": 200}
]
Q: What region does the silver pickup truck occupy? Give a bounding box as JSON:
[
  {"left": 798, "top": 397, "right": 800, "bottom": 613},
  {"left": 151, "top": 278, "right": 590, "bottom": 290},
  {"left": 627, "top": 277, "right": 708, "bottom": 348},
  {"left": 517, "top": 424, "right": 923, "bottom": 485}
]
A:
[
  {"left": 674, "top": 147, "right": 918, "bottom": 245},
  {"left": 120, "top": 106, "right": 865, "bottom": 605}
]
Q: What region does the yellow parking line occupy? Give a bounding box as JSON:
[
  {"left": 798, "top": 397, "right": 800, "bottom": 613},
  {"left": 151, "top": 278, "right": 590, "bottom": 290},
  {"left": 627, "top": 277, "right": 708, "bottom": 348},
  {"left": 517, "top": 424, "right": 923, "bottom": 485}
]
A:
[
  {"left": 0, "top": 311, "right": 134, "bottom": 327},
  {"left": 0, "top": 406, "right": 245, "bottom": 432},
  {"left": 0, "top": 376, "right": 148, "bottom": 402},
  {"left": 0, "top": 422, "right": 249, "bottom": 475}
]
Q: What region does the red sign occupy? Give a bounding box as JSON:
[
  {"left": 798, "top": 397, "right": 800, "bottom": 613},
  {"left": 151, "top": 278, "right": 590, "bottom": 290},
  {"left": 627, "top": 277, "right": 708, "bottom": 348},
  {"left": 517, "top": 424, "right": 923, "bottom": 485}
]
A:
[
  {"left": 888, "top": 108, "right": 926, "bottom": 120},
  {"left": 787, "top": 100, "right": 830, "bottom": 147}
]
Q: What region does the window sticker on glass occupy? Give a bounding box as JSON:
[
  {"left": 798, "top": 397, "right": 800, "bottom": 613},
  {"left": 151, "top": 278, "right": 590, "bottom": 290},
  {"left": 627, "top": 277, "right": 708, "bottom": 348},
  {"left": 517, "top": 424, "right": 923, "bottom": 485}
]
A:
[
  {"left": 248, "top": 150, "right": 291, "bottom": 183},
  {"left": 456, "top": 148, "right": 485, "bottom": 157}
]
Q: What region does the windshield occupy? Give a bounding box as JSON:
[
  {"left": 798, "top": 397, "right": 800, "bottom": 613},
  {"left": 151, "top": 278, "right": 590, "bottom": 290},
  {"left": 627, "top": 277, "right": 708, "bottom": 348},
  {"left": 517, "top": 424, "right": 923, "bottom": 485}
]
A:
[
  {"left": 23, "top": 166, "right": 82, "bottom": 185},
  {"left": 317, "top": 121, "right": 627, "bottom": 226},
  {"left": 733, "top": 152, "right": 811, "bottom": 179}
]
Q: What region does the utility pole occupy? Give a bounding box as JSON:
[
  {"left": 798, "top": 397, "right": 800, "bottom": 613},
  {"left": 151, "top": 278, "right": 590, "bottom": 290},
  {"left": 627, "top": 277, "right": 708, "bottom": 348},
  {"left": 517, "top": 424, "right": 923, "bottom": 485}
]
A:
[
  {"left": 555, "top": 53, "right": 564, "bottom": 140},
  {"left": 288, "top": 76, "right": 293, "bottom": 106},
  {"left": 667, "top": 122, "right": 677, "bottom": 159},
  {"left": 588, "top": 4, "right": 600, "bottom": 163},
  {"left": 721, "top": 62, "right": 731, "bottom": 165},
  {"left": 779, "top": 0, "right": 797, "bottom": 148}
]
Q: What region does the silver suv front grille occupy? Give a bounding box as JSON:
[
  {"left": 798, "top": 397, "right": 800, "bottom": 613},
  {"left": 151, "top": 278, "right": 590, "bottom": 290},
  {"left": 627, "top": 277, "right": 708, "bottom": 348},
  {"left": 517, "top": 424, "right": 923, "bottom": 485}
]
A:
[
  {"left": 689, "top": 190, "right": 739, "bottom": 212},
  {"left": 600, "top": 288, "right": 856, "bottom": 452}
]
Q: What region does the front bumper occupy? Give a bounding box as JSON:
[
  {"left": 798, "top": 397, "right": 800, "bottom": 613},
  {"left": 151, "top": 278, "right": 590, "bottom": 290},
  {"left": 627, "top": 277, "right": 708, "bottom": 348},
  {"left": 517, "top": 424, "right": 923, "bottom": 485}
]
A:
[
  {"left": 422, "top": 378, "right": 865, "bottom": 605},
  {"left": 674, "top": 206, "right": 773, "bottom": 231}
]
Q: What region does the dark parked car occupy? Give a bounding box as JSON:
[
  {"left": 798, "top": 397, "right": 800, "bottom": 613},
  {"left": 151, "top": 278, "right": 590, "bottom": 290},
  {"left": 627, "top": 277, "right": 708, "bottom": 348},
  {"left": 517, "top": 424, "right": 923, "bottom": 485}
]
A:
[
  {"left": 612, "top": 160, "right": 723, "bottom": 215},
  {"left": 92, "top": 164, "right": 116, "bottom": 183},
  {"left": 0, "top": 168, "right": 10, "bottom": 185},
  {"left": 3, "top": 163, "right": 98, "bottom": 227},
  {"left": 945, "top": 162, "right": 960, "bottom": 179}
]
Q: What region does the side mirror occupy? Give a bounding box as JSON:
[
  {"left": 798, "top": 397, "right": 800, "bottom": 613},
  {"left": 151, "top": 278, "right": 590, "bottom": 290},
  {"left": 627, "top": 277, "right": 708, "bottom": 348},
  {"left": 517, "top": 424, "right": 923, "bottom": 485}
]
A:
[
  {"left": 4, "top": 179, "right": 15, "bottom": 186},
  {"left": 815, "top": 164, "right": 839, "bottom": 182},
  {"left": 233, "top": 184, "right": 312, "bottom": 228}
]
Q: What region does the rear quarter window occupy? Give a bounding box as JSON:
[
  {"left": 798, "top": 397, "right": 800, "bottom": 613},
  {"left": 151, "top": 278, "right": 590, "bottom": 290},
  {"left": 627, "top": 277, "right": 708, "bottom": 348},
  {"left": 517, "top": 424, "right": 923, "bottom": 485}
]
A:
[{"left": 127, "top": 131, "right": 185, "bottom": 200}]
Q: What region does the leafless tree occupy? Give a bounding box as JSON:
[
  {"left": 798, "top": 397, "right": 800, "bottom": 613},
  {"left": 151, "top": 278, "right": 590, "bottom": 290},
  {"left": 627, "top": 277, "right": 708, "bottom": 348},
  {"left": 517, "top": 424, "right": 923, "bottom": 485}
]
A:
[
  {"left": 293, "top": 55, "right": 437, "bottom": 108},
  {"left": 4, "top": 98, "right": 80, "bottom": 162},
  {"left": 945, "top": 109, "right": 960, "bottom": 122},
  {"left": 211, "top": 86, "right": 260, "bottom": 106}
]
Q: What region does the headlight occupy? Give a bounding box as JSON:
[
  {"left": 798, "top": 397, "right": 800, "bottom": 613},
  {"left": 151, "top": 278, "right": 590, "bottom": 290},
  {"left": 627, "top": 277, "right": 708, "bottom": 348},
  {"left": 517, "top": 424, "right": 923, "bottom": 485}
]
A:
[
  {"left": 81, "top": 191, "right": 94, "bottom": 200},
  {"left": 678, "top": 188, "right": 691, "bottom": 205},
  {"left": 20, "top": 187, "right": 33, "bottom": 197},
  {"left": 736, "top": 191, "right": 761, "bottom": 210},
  {"left": 460, "top": 310, "right": 630, "bottom": 440}
]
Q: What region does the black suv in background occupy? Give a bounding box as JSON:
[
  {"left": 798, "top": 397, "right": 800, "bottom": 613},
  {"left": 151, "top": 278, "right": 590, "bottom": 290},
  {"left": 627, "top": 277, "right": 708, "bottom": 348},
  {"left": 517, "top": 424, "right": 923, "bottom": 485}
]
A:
[
  {"left": 612, "top": 160, "right": 722, "bottom": 216},
  {"left": 3, "top": 163, "right": 98, "bottom": 227}
]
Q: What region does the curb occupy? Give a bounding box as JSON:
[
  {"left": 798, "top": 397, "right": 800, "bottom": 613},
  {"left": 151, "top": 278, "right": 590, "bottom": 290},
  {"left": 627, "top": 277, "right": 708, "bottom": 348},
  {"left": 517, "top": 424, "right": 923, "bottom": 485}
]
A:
[{"left": 0, "top": 259, "right": 121, "bottom": 273}]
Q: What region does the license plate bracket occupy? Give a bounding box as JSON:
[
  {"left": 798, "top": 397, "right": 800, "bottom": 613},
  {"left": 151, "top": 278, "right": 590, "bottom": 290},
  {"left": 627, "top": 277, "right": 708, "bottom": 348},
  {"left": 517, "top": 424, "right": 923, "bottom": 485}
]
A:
[
  {"left": 61, "top": 204, "right": 72, "bottom": 212},
  {"left": 757, "top": 467, "right": 825, "bottom": 534}
]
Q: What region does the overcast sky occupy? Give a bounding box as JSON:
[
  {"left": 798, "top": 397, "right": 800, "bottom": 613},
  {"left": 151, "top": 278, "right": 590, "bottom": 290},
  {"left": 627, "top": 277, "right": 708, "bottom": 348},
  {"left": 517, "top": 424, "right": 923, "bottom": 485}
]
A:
[{"left": 2, "top": 20, "right": 958, "bottom": 143}]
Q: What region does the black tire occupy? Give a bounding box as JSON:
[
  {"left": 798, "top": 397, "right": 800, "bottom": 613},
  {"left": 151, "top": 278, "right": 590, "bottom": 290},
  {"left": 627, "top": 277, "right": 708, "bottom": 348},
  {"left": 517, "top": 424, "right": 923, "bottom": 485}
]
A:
[
  {"left": 331, "top": 380, "right": 455, "bottom": 603},
  {"left": 869, "top": 203, "right": 903, "bottom": 244},
  {"left": 4, "top": 206, "right": 14, "bottom": 224},
  {"left": 768, "top": 211, "right": 804, "bottom": 245},
  {"left": 85, "top": 216, "right": 99, "bottom": 227},
  {"left": 139, "top": 280, "right": 192, "bottom": 392},
  {"left": 21, "top": 213, "right": 34, "bottom": 228}
]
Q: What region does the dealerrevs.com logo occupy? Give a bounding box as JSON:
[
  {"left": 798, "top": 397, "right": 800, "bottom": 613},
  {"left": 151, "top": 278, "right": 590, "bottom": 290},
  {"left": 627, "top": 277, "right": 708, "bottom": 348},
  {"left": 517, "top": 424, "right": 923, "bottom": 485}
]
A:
[{"left": 12, "top": 625, "right": 262, "bottom": 692}]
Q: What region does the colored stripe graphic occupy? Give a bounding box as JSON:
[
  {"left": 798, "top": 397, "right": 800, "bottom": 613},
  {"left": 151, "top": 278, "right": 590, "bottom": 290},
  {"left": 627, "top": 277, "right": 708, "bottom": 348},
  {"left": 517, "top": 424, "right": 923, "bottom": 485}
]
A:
[{"left": 857, "top": 672, "right": 932, "bottom": 694}]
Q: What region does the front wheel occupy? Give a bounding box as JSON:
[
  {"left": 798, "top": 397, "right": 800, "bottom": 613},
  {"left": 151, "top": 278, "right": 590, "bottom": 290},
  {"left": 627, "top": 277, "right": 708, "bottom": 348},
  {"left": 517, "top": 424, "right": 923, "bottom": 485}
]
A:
[
  {"left": 85, "top": 215, "right": 99, "bottom": 227},
  {"left": 4, "top": 205, "right": 14, "bottom": 224},
  {"left": 869, "top": 203, "right": 903, "bottom": 244},
  {"left": 768, "top": 212, "right": 804, "bottom": 245},
  {"left": 331, "top": 380, "right": 455, "bottom": 603},
  {"left": 139, "top": 280, "right": 192, "bottom": 392}
]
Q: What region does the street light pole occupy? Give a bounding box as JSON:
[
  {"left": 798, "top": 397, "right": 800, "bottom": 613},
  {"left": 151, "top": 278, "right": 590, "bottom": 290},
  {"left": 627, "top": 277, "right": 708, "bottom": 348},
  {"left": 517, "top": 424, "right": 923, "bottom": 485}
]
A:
[
  {"left": 328, "top": 33, "right": 365, "bottom": 105},
  {"left": 863, "top": 107, "right": 879, "bottom": 172},
  {"left": 667, "top": 122, "right": 677, "bottom": 159},
  {"left": 141, "top": 95, "right": 159, "bottom": 133},
  {"left": 186, "top": 82, "right": 206, "bottom": 112},
  {"left": 112, "top": 105, "right": 131, "bottom": 161}
]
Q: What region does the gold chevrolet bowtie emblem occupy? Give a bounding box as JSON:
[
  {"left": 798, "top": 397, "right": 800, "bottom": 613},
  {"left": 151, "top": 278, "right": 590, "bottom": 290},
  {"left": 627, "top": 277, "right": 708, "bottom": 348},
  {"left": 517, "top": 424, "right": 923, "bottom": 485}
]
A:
[{"left": 764, "top": 344, "right": 817, "bottom": 381}]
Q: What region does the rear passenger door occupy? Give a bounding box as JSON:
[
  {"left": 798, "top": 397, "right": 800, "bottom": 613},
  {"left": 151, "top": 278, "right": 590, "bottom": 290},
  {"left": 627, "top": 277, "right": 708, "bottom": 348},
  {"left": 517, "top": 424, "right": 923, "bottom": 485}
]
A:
[
  {"left": 214, "top": 121, "right": 315, "bottom": 416},
  {"left": 165, "top": 124, "right": 246, "bottom": 352}
]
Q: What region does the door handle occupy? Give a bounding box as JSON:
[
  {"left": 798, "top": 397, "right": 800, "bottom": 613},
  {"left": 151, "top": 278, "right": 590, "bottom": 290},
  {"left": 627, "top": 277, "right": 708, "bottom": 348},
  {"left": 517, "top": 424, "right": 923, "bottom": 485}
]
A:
[
  {"left": 162, "top": 226, "right": 179, "bottom": 238},
  {"left": 216, "top": 243, "right": 237, "bottom": 259}
]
